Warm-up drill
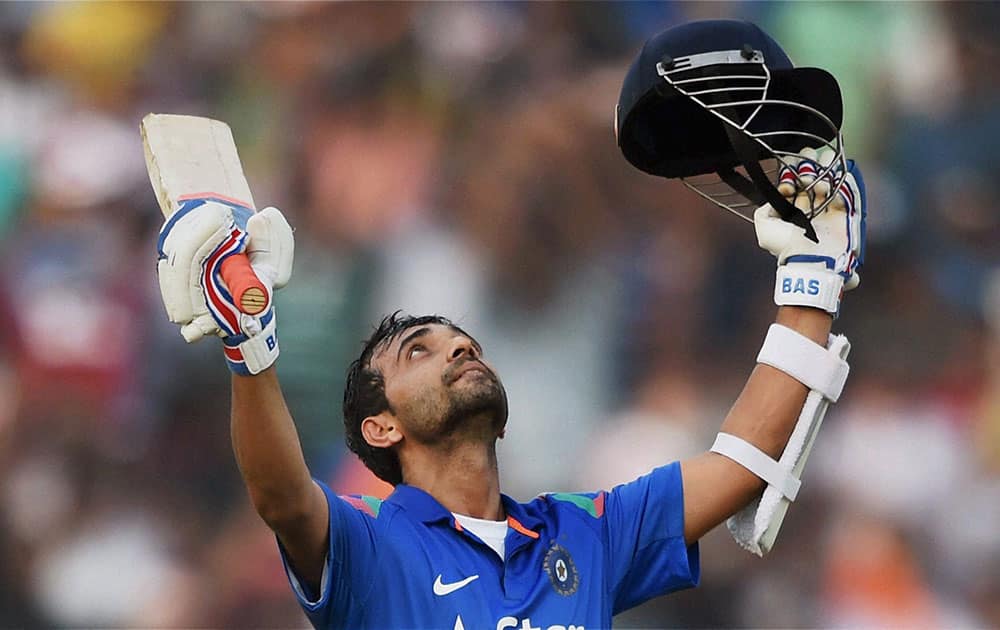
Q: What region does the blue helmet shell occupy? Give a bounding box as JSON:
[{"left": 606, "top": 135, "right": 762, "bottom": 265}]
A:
[{"left": 616, "top": 20, "right": 843, "bottom": 180}]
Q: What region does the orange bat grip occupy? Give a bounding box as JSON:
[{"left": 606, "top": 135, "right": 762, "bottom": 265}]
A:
[{"left": 219, "top": 254, "right": 269, "bottom": 315}]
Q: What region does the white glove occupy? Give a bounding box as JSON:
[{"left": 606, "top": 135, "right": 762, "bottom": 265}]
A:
[
  {"left": 156, "top": 198, "right": 294, "bottom": 374},
  {"left": 755, "top": 147, "right": 866, "bottom": 315}
]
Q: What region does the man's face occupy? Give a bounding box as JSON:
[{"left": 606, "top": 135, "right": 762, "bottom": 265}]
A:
[{"left": 370, "top": 324, "right": 508, "bottom": 445}]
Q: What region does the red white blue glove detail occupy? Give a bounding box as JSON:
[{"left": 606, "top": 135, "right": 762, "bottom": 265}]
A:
[
  {"left": 157, "top": 198, "right": 293, "bottom": 375},
  {"left": 756, "top": 149, "right": 867, "bottom": 316},
  {"left": 221, "top": 306, "right": 278, "bottom": 376}
]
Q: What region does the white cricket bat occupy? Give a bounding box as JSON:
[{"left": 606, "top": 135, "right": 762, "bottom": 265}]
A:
[{"left": 141, "top": 113, "right": 268, "bottom": 315}]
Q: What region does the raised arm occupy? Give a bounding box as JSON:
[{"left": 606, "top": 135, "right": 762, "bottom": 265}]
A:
[
  {"left": 231, "top": 369, "right": 329, "bottom": 590},
  {"left": 680, "top": 151, "right": 866, "bottom": 546},
  {"left": 680, "top": 306, "right": 830, "bottom": 543},
  {"left": 155, "top": 201, "right": 328, "bottom": 587}
]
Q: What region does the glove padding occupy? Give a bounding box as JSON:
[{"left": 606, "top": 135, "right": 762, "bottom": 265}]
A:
[
  {"left": 156, "top": 198, "right": 293, "bottom": 374},
  {"left": 755, "top": 147, "right": 866, "bottom": 314}
]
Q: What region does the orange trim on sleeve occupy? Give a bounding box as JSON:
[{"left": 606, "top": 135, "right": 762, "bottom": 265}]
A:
[
  {"left": 507, "top": 516, "right": 540, "bottom": 539},
  {"left": 594, "top": 491, "right": 605, "bottom": 518}
]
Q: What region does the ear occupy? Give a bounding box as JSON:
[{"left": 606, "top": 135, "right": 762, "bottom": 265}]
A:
[{"left": 361, "top": 411, "right": 403, "bottom": 449}]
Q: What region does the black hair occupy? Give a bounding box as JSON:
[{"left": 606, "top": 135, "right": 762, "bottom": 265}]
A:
[{"left": 343, "top": 312, "right": 474, "bottom": 486}]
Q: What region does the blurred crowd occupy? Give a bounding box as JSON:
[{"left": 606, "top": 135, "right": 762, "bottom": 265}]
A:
[{"left": 0, "top": 2, "right": 998, "bottom": 628}]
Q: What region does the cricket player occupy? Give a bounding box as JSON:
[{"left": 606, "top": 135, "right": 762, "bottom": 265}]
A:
[{"left": 155, "top": 21, "right": 865, "bottom": 630}]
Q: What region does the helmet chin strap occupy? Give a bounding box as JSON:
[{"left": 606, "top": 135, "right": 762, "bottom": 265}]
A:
[{"left": 721, "top": 124, "right": 819, "bottom": 243}]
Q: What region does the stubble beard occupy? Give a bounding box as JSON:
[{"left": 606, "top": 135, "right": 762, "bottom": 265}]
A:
[
  {"left": 440, "top": 371, "right": 509, "bottom": 440},
  {"left": 402, "top": 362, "right": 509, "bottom": 446},
  {"left": 416, "top": 356, "right": 505, "bottom": 442}
]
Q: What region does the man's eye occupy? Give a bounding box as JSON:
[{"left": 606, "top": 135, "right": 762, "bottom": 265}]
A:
[{"left": 408, "top": 345, "right": 426, "bottom": 359}]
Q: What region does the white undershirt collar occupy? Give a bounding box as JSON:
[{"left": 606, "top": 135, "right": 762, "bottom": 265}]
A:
[{"left": 453, "top": 513, "right": 508, "bottom": 560}]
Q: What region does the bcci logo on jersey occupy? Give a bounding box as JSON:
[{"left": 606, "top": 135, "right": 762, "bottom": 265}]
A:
[
  {"left": 544, "top": 543, "right": 579, "bottom": 596},
  {"left": 450, "top": 543, "right": 583, "bottom": 630}
]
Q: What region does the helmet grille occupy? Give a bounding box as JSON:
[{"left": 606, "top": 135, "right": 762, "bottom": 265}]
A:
[{"left": 656, "top": 49, "right": 847, "bottom": 224}]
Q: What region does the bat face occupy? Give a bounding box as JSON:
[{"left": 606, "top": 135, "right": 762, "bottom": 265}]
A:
[
  {"left": 140, "top": 114, "right": 256, "bottom": 219},
  {"left": 142, "top": 113, "right": 268, "bottom": 316}
]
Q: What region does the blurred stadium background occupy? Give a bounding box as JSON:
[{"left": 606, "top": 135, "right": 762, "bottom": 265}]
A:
[{"left": 1, "top": 1, "right": 998, "bottom": 627}]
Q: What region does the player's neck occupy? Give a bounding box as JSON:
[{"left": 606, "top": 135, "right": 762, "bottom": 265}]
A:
[{"left": 401, "top": 440, "right": 503, "bottom": 521}]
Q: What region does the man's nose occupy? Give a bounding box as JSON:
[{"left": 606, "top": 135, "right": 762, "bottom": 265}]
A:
[{"left": 448, "top": 338, "right": 478, "bottom": 361}]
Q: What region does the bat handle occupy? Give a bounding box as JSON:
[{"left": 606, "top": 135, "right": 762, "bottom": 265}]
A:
[{"left": 219, "top": 255, "right": 269, "bottom": 316}]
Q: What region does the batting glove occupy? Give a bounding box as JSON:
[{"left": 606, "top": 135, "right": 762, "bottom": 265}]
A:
[
  {"left": 156, "top": 198, "right": 293, "bottom": 375},
  {"left": 755, "top": 147, "right": 866, "bottom": 315}
]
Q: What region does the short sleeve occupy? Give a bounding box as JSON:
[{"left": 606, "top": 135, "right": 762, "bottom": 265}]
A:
[
  {"left": 604, "top": 462, "right": 700, "bottom": 614},
  {"left": 276, "top": 480, "right": 379, "bottom": 629}
]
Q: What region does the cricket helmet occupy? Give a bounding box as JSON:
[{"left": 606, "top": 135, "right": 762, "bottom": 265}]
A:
[{"left": 616, "top": 20, "right": 846, "bottom": 241}]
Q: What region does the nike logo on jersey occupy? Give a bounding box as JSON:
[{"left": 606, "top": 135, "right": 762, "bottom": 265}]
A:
[{"left": 434, "top": 574, "right": 480, "bottom": 596}]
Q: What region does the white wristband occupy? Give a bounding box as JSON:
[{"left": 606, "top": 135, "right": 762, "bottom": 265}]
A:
[
  {"left": 710, "top": 433, "right": 801, "bottom": 501},
  {"left": 239, "top": 314, "right": 279, "bottom": 374},
  {"left": 223, "top": 313, "right": 279, "bottom": 375},
  {"left": 757, "top": 323, "right": 850, "bottom": 402},
  {"left": 774, "top": 265, "right": 843, "bottom": 314}
]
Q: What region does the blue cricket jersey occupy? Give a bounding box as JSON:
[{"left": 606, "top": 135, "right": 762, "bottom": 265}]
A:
[{"left": 278, "top": 462, "right": 699, "bottom": 629}]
